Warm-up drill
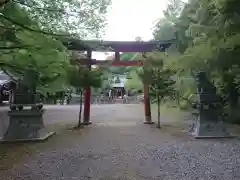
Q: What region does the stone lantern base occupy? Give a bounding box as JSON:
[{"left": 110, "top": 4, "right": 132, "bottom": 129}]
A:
[
  {"left": 0, "top": 109, "right": 55, "bottom": 143},
  {"left": 191, "top": 120, "right": 234, "bottom": 139}
]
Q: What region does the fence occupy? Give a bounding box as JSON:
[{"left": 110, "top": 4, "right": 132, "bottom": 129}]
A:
[
  {"left": 92, "top": 96, "right": 143, "bottom": 104},
  {"left": 67, "top": 96, "right": 143, "bottom": 105}
]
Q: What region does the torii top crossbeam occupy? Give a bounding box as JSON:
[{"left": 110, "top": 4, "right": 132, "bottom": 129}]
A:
[{"left": 62, "top": 39, "right": 173, "bottom": 52}]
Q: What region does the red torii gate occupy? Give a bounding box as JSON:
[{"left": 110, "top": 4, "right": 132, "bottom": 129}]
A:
[{"left": 63, "top": 39, "right": 173, "bottom": 125}]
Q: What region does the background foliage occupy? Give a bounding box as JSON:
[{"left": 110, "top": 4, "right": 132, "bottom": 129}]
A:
[{"left": 0, "top": 0, "right": 110, "bottom": 96}]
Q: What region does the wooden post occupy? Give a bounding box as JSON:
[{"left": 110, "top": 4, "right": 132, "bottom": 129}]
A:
[
  {"left": 83, "top": 50, "right": 92, "bottom": 125},
  {"left": 143, "top": 83, "right": 153, "bottom": 124},
  {"left": 115, "top": 52, "right": 120, "bottom": 61}
]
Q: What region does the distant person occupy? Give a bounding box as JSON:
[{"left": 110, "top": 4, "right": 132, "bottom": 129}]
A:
[
  {"left": 99, "top": 93, "right": 104, "bottom": 104},
  {"left": 123, "top": 94, "right": 128, "bottom": 104},
  {"left": 108, "top": 89, "right": 113, "bottom": 103}
]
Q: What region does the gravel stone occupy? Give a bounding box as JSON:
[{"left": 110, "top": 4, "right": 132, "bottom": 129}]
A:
[{"left": 0, "top": 104, "right": 240, "bottom": 180}]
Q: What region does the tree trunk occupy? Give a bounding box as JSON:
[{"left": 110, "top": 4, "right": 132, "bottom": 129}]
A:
[
  {"left": 176, "top": 91, "right": 180, "bottom": 105},
  {"left": 53, "top": 97, "right": 57, "bottom": 104},
  {"left": 77, "top": 89, "right": 84, "bottom": 128},
  {"left": 157, "top": 93, "right": 161, "bottom": 129}
]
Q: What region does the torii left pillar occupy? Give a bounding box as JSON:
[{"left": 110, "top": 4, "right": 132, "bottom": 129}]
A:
[
  {"left": 143, "top": 83, "right": 154, "bottom": 124},
  {"left": 83, "top": 50, "right": 92, "bottom": 125}
]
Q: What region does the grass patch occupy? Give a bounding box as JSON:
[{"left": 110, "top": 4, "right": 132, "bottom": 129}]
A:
[
  {"left": 150, "top": 104, "right": 192, "bottom": 138},
  {"left": 151, "top": 104, "right": 189, "bottom": 123},
  {"left": 150, "top": 104, "right": 240, "bottom": 138}
]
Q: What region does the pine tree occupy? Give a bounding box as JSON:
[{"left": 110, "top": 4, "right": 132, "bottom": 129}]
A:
[
  {"left": 68, "top": 65, "right": 103, "bottom": 128},
  {"left": 138, "top": 57, "right": 175, "bottom": 128}
]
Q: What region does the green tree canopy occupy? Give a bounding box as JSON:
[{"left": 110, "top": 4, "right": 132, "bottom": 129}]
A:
[
  {"left": 10, "top": 0, "right": 111, "bottom": 38},
  {"left": 68, "top": 65, "right": 103, "bottom": 90},
  {"left": 0, "top": 0, "right": 111, "bottom": 95},
  {"left": 152, "top": 0, "right": 240, "bottom": 122},
  {"left": 1, "top": 2, "right": 70, "bottom": 94}
]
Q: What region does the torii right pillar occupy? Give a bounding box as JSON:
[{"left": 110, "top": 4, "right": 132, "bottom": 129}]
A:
[{"left": 143, "top": 83, "right": 154, "bottom": 124}]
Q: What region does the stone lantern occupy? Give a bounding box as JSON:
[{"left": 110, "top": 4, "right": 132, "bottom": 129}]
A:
[{"left": 192, "top": 71, "right": 233, "bottom": 138}]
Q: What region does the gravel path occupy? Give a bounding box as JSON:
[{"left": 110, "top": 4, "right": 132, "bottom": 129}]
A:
[{"left": 0, "top": 104, "right": 240, "bottom": 180}]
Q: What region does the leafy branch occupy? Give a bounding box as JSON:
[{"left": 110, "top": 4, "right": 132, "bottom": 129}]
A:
[
  {"left": 0, "top": 0, "right": 10, "bottom": 7},
  {"left": 0, "top": 45, "right": 31, "bottom": 49},
  {"left": 0, "top": 13, "right": 77, "bottom": 37},
  {"left": 13, "top": 0, "right": 89, "bottom": 18}
]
